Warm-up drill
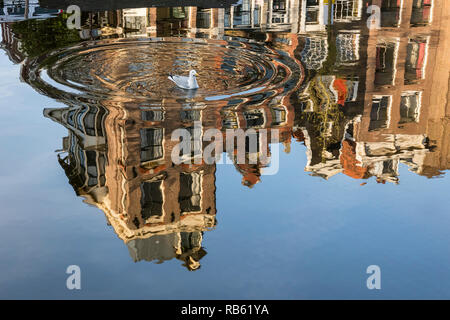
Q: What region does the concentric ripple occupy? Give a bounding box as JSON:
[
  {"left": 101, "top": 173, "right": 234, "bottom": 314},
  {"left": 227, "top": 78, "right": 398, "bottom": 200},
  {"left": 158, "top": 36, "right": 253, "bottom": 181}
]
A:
[{"left": 24, "top": 37, "right": 302, "bottom": 105}]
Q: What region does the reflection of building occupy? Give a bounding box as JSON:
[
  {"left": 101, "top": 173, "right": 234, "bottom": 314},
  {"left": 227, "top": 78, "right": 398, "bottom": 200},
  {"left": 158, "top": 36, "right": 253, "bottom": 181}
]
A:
[
  {"left": 290, "top": 0, "right": 449, "bottom": 183},
  {"left": 354, "top": 0, "right": 450, "bottom": 181},
  {"left": 225, "top": 0, "right": 363, "bottom": 32},
  {"left": 5, "top": 1, "right": 449, "bottom": 194},
  {"left": 226, "top": 0, "right": 362, "bottom": 32},
  {"left": 0, "top": 1, "right": 50, "bottom": 64},
  {"left": 219, "top": 30, "right": 303, "bottom": 186},
  {"left": 0, "top": 0, "right": 59, "bottom": 23},
  {"left": 223, "top": 0, "right": 363, "bottom": 33},
  {"left": 225, "top": 0, "right": 301, "bottom": 31},
  {"left": 36, "top": 22, "right": 302, "bottom": 261},
  {"left": 0, "top": 22, "right": 26, "bottom": 63},
  {"left": 40, "top": 0, "right": 238, "bottom": 11},
  {"left": 291, "top": 1, "right": 369, "bottom": 179},
  {"left": 123, "top": 7, "right": 224, "bottom": 38},
  {"left": 44, "top": 102, "right": 219, "bottom": 271},
  {"left": 76, "top": 7, "right": 225, "bottom": 39},
  {"left": 299, "top": 0, "right": 363, "bottom": 33}
]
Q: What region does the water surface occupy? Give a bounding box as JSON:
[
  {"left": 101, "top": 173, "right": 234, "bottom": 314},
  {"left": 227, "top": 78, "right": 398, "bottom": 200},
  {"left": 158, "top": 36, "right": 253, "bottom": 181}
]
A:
[{"left": 0, "top": 1, "right": 449, "bottom": 299}]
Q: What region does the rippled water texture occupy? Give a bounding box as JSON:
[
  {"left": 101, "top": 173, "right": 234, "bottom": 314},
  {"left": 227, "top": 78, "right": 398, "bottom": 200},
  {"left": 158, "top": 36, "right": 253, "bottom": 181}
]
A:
[{"left": 26, "top": 37, "right": 300, "bottom": 104}]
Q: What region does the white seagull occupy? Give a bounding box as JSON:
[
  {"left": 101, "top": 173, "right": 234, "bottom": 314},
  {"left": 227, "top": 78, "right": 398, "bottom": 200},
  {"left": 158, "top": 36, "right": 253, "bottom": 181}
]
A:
[{"left": 168, "top": 70, "right": 199, "bottom": 90}]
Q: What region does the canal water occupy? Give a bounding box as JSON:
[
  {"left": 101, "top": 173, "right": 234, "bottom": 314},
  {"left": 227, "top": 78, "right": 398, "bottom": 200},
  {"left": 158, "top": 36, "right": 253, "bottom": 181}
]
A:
[{"left": 0, "top": 2, "right": 449, "bottom": 299}]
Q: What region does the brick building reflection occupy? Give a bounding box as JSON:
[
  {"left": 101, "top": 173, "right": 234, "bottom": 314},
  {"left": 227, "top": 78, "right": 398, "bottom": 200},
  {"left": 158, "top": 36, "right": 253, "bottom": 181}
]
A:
[
  {"left": 71, "top": 6, "right": 225, "bottom": 39},
  {"left": 42, "top": 89, "right": 295, "bottom": 268},
  {"left": 34, "top": 6, "right": 300, "bottom": 268},
  {"left": 223, "top": 0, "right": 449, "bottom": 183},
  {"left": 2, "top": 2, "right": 447, "bottom": 183},
  {"left": 43, "top": 102, "right": 219, "bottom": 270},
  {"left": 1, "top": 1, "right": 449, "bottom": 263},
  {"left": 352, "top": 0, "right": 450, "bottom": 182}
]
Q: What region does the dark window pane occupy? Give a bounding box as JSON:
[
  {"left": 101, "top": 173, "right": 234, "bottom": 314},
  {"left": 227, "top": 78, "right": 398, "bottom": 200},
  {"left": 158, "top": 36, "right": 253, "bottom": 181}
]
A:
[
  {"left": 140, "top": 128, "right": 164, "bottom": 163},
  {"left": 405, "top": 38, "right": 427, "bottom": 84},
  {"left": 140, "top": 181, "right": 163, "bottom": 220},
  {"left": 369, "top": 96, "right": 390, "bottom": 131},
  {"left": 244, "top": 110, "right": 265, "bottom": 128},
  {"left": 375, "top": 42, "right": 396, "bottom": 86},
  {"left": 179, "top": 173, "right": 201, "bottom": 213},
  {"left": 381, "top": 0, "right": 402, "bottom": 28},
  {"left": 400, "top": 92, "right": 421, "bottom": 123}
]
